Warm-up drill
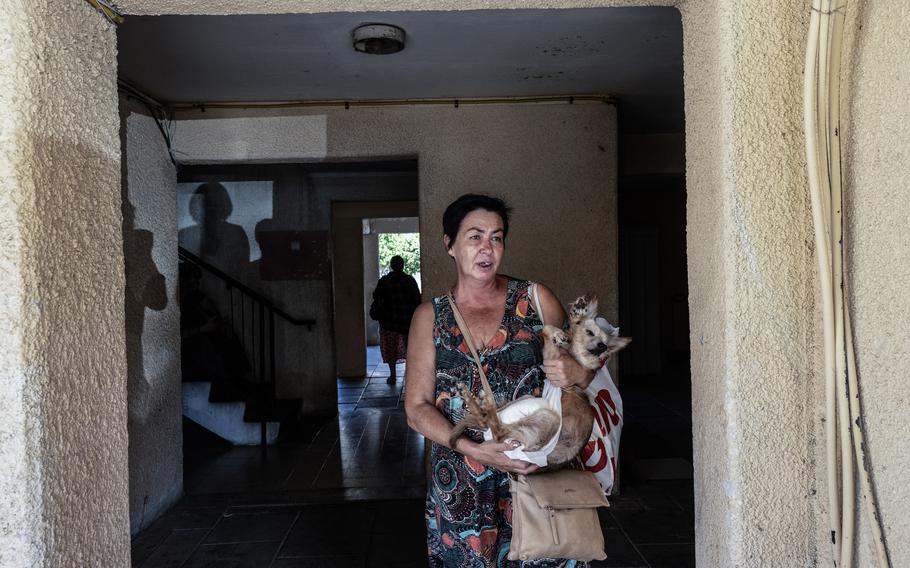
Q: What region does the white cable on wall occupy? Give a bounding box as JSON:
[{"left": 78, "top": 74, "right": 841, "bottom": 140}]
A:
[{"left": 803, "top": 1, "right": 890, "bottom": 566}]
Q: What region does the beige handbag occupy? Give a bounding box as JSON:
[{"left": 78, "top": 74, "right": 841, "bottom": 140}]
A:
[
  {"left": 447, "top": 291, "right": 610, "bottom": 562},
  {"left": 509, "top": 469, "right": 609, "bottom": 561}
]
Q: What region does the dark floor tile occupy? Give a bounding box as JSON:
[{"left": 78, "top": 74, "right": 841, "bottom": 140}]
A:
[
  {"left": 271, "top": 555, "right": 364, "bottom": 568},
  {"left": 356, "top": 397, "right": 400, "bottom": 409},
  {"left": 368, "top": 500, "right": 426, "bottom": 535},
  {"left": 619, "top": 482, "right": 682, "bottom": 512},
  {"left": 343, "top": 485, "right": 427, "bottom": 501},
  {"left": 139, "top": 529, "right": 209, "bottom": 568},
  {"left": 183, "top": 541, "right": 280, "bottom": 568},
  {"left": 131, "top": 524, "right": 174, "bottom": 567},
  {"left": 367, "top": 541, "right": 428, "bottom": 568},
  {"left": 590, "top": 530, "right": 648, "bottom": 567},
  {"left": 279, "top": 506, "right": 374, "bottom": 557},
  {"left": 204, "top": 510, "right": 298, "bottom": 544},
  {"left": 337, "top": 391, "right": 362, "bottom": 403},
  {"left": 636, "top": 543, "right": 695, "bottom": 568},
  {"left": 610, "top": 508, "right": 694, "bottom": 545}
]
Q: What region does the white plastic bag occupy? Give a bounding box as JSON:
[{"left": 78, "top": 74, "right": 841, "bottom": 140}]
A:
[
  {"left": 579, "top": 317, "right": 624, "bottom": 494},
  {"left": 483, "top": 379, "right": 563, "bottom": 467}
]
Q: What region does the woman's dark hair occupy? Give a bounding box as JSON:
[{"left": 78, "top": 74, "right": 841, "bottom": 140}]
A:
[{"left": 442, "top": 193, "right": 512, "bottom": 247}]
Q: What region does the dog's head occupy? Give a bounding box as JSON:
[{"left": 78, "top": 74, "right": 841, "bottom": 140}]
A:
[{"left": 568, "top": 294, "right": 632, "bottom": 366}]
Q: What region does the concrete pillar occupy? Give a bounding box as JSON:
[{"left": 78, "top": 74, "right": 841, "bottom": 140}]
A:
[
  {"left": 0, "top": 1, "right": 130, "bottom": 566},
  {"left": 363, "top": 232, "right": 380, "bottom": 346},
  {"left": 680, "top": 1, "right": 819, "bottom": 565}
]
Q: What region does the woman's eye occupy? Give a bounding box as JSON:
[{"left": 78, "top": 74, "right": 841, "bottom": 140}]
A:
[
  {"left": 586, "top": 330, "right": 594, "bottom": 336},
  {"left": 492, "top": 236, "right": 503, "bottom": 242},
  {"left": 469, "top": 234, "right": 480, "bottom": 239}
]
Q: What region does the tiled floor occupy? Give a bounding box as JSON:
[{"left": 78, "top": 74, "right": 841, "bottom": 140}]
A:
[{"left": 132, "top": 349, "right": 695, "bottom": 568}]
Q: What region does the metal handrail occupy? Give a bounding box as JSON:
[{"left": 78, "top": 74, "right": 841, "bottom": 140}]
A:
[
  {"left": 179, "top": 245, "right": 313, "bottom": 446},
  {"left": 178, "top": 246, "right": 315, "bottom": 328}
]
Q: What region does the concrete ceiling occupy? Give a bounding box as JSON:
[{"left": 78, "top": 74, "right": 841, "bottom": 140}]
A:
[{"left": 117, "top": 7, "right": 683, "bottom": 132}]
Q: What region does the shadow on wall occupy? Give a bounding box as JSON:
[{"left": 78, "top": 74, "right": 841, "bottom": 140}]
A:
[
  {"left": 123, "top": 200, "right": 168, "bottom": 417},
  {"left": 178, "top": 182, "right": 250, "bottom": 272}
]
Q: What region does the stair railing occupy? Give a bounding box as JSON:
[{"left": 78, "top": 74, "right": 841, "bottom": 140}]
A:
[{"left": 178, "top": 246, "right": 315, "bottom": 446}]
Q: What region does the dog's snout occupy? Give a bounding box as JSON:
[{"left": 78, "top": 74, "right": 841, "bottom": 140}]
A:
[{"left": 590, "top": 343, "right": 609, "bottom": 356}]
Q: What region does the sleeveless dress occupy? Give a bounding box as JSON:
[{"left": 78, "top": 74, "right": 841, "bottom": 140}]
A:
[{"left": 425, "top": 278, "right": 588, "bottom": 568}]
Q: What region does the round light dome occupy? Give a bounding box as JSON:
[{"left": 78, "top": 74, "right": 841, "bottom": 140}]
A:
[{"left": 352, "top": 24, "right": 405, "bottom": 55}]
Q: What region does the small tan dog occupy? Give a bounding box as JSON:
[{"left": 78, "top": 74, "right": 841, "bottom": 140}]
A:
[{"left": 449, "top": 294, "right": 630, "bottom": 467}]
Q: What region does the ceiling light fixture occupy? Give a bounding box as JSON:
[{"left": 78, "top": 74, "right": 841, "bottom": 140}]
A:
[{"left": 352, "top": 24, "right": 406, "bottom": 55}]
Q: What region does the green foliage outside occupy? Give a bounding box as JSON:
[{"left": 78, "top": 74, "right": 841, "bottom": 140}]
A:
[{"left": 378, "top": 233, "right": 421, "bottom": 275}]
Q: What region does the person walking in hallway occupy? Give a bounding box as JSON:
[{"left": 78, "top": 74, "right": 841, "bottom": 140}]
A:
[{"left": 370, "top": 255, "right": 422, "bottom": 384}]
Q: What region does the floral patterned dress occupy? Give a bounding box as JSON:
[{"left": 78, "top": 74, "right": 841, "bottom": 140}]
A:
[{"left": 425, "top": 278, "right": 588, "bottom": 568}]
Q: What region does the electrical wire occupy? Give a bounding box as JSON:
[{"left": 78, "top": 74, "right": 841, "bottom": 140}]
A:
[
  {"left": 118, "top": 80, "right": 178, "bottom": 169},
  {"left": 85, "top": 0, "right": 124, "bottom": 25},
  {"left": 168, "top": 94, "right": 615, "bottom": 112},
  {"left": 803, "top": 1, "right": 890, "bottom": 566}
]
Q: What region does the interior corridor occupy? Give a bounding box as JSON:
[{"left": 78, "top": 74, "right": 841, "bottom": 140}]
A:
[{"left": 131, "top": 348, "right": 694, "bottom": 567}]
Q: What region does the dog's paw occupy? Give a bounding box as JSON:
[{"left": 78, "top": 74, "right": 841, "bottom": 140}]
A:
[
  {"left": 569, "top": 294, "right": 599, "bottom": 323},
  {"left": 542, "top": 324, "right": 570, "bottom": 348}
]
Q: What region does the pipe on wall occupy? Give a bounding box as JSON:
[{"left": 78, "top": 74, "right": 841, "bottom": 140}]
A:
[{"left": 803, "top": 1, "right": 890, "bottom": 566}]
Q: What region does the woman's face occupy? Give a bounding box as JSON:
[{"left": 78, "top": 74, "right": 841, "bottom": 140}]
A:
[{"left": 445, "top": 209, "right": 505, "bottom": 282}]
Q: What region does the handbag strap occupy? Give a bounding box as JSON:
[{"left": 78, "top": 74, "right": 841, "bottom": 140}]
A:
[
  {"left": 447, "top": 293, "right": 497, "bottom": 406},
  {"left": 530, "top": 282, "right": 545, "bottom": 326}
]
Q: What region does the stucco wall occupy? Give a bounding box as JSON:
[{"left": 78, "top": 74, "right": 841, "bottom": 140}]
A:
[
  {"left": 120, "top": 98, "right": 183, "bottom": 535},
  {"left": 680, "top": 2, "right": 822, "bottom": 565},
  {"left": 841, "top": 2, "right": 910, "bottom": 564},
  {"left": 0, "top": 2, "right": 129, "bottom": 566}
]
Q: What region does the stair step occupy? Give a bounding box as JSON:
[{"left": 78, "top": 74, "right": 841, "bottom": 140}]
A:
[{"left": 182, "top": 382, "right": 279, "bottom": 445}]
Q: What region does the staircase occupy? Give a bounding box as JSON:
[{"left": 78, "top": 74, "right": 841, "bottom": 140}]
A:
[
  {"left": 182, "top": 382, "right": 280, "bottom": 445},
  {"left": 179, "top": 246, "right": 315, "bottom": 446}
]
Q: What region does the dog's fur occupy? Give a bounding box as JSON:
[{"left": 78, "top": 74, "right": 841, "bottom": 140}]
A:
[{"left": 448, "top": 294, "right": 631, "bottom": 467}]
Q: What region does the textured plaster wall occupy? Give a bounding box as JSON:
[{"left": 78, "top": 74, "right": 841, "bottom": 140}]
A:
[
  {"left": 680, "top": 2, "right": 820, "bottom": 566},
  {"left": 120, "top": 98, "right": 183, "bottom": 535},
  {"left": 841, "top": 1, "right": 910, "bottom": 564},
  {"left": 0, "top": 2, "right": 130, "bottom": 566}
]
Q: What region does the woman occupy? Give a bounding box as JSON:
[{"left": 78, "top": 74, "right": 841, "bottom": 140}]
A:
[{"left": 404, "top": 194, "right": 595, "bottom": 567}]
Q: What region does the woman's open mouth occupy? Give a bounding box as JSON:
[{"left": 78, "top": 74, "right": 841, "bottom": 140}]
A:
[{"left": 476, "top": 261, "right": 494, "bottom": 270}]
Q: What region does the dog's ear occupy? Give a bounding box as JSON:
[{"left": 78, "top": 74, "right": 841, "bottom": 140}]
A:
[
  {"left": 606, "top": 336, "right": 631, "bottom": 356},
  {"left": 584, "top": 294, "right": 599, "bottom": 318}
]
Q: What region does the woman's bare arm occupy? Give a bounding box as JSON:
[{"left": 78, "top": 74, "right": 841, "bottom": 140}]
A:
[
  {"left": 404, "top": 301, "right": 539, "bottom": 474},
  {"left": 535, "top": 284, "right": 596, "bottom": 389},
  {"left": 404, "top": 302, "right": 461, "bottom": 447}
]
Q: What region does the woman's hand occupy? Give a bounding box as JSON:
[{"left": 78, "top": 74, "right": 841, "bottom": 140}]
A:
[
  {"left": 455, "top": 438, "right": 540, "bottom": 475},
  {"left": 543, "top": 350, "right": 595, "bottom": 390}
]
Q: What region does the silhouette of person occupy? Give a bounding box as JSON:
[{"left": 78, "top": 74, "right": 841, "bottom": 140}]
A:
[
  {"left": 370, "top": 255, "right": 422, "bottom": 384},
  {"left": 178, "top": 182, "right": 251, "bottom": 273},
  {"left": 122, "top": 201, "right": 168, "bottom": 417}
]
